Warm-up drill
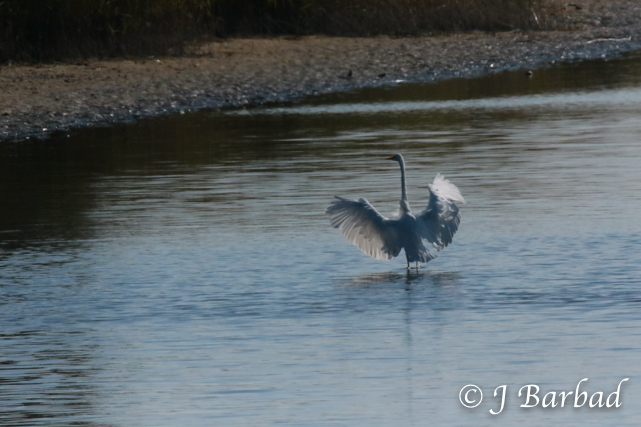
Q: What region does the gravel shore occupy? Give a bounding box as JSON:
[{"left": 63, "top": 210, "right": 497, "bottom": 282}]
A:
[{"left": 1, "top": 0, "right": 641, "bottom": 142}]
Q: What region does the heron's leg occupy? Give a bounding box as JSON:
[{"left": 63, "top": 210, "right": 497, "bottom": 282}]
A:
[
  {"left": 416, "top": 261, "right": 419, "bottom": 270},
  {"left": 406, "top": 253, "right": 411, "bottom": 270}
]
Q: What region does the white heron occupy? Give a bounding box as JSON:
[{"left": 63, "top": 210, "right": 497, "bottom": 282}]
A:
[{"left": 326, "top": 153, "right": 465, "bottom": 269}]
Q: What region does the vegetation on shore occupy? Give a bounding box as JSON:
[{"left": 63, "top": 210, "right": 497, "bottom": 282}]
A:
[{"left": 0, "top": 0, "right": 560, "bottom": 61}]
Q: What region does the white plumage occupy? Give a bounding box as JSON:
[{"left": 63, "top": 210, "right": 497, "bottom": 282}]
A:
[{"left": 326, "top": 154, "right": 465, "bottom": 269}]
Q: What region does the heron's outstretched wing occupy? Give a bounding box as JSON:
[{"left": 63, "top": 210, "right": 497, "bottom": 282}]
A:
[
  {"left": 326, "top": 197, "right": 402, "bottom": 260},
  {"left": 417, "top": 173, "right": 465, "bottom": 251}
]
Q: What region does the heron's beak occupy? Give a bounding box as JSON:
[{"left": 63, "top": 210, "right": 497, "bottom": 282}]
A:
[{"left": 386, "top": 156, "right": 395, "bottom": 160}]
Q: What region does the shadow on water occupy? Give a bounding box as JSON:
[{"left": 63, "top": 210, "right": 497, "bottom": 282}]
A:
[
  {"left": 300, "top": 50, "right": 641, "bottom": 107},
  {"left": 2, "top": 52, "right": 641, "bottom": 253}
]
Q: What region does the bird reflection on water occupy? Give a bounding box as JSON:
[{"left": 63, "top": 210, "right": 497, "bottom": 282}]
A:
[{"left": 341, "top": 270, "right": 463, "bottom": 289}]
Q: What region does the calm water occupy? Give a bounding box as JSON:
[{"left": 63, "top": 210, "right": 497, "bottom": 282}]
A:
[{"left": 2, "top": 53, "right": 641, "bottom": 426}]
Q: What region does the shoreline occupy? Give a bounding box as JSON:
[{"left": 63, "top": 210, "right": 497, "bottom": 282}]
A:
[{"left": 2, "top": 0, "right": 641, "bottom": 143}]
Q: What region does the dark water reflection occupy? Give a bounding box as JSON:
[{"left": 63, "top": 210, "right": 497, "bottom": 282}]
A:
[{"left": 2, "top": 53, "right": 641, "bottom": 426}]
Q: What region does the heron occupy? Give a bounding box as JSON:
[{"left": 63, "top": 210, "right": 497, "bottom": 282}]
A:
[{"left": 326, "top": 153, "right": 465, "bottom": 269}]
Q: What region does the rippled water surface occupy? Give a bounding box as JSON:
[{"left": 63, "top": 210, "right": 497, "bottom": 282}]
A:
[{"left": 2, "top": 53, "right": 641, "bottom": 426}]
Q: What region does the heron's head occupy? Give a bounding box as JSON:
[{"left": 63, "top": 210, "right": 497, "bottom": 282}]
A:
[{"left": 386, "top": 154, "right": 404, "bottom": 163}]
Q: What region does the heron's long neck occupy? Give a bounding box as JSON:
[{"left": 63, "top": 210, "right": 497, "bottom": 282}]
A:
[{"left": 398, "top": 159, "right": 408, "bottom": 202}]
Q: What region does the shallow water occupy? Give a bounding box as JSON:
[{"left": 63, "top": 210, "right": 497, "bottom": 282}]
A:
[{"left": 2, "top": 53, "right": 641, "bottom": 426}]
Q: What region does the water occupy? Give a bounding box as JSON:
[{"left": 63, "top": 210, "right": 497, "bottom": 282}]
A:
[{"left": 2, "top": 53, "right": 641, "bottom": 426}]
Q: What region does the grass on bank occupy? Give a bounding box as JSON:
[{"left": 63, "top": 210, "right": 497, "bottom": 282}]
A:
[{"left": 0, "top": 0, "right": 561, "bottom": 62}]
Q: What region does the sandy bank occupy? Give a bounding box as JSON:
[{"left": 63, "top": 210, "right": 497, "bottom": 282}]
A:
[{"left": 1, "top": 0, "right": 641, "bottom": 142}]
